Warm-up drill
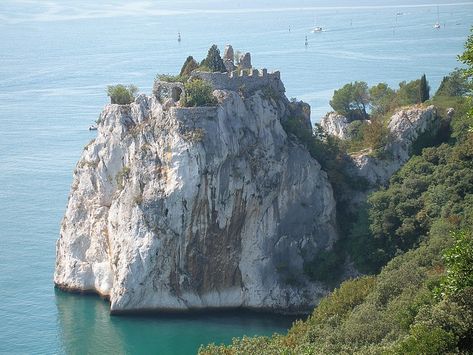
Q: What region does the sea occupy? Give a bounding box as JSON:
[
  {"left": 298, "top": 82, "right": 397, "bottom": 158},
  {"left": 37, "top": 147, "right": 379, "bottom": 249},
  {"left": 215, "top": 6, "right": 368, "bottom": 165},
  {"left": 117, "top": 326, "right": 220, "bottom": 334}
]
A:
[{"left": 0, "top": 0, "right": 472, "bottom": 354}]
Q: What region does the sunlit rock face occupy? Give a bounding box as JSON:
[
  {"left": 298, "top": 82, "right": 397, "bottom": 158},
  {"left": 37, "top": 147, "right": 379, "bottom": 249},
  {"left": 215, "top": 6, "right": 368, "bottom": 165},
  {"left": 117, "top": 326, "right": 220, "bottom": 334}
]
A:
[
  {"left": 54, "top": 77, "right": 338, "bottom": 313},
  {"left": 350, "top": 105, "right": 440, "bottom": 186},
  {"left": 320, "top": 112, "right": 350, "bottom": 140}
]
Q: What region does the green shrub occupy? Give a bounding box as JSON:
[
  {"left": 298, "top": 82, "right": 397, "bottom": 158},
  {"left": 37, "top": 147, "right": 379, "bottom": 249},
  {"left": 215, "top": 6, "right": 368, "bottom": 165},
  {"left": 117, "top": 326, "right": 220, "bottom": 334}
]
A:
[
  {"left": 156, "top": 74, "right": 187, "bottom": 83},
  {"left": 183, "top": 79, "right": 216, "bottom": 107},
  {"left": 392, "top": 324, "right": 457, "bottom": 354},
  {"left": 438, "top": 230, "right": 473, "bottom": 298},
  {"left": 107, "top": 84, "right": 138, "bottom": 105}
]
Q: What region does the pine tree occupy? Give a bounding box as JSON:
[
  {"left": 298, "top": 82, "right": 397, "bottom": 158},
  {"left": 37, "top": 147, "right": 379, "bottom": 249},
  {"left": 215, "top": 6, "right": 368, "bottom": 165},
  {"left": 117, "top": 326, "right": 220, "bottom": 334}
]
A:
[
  {"left": 201, "top": 45, "right": 226, "bottom": 73},
  {"left": 419, "top": 74, "right": 430, "bottom": 103},
  {"left": 179, "top": 56, "right": 198, "bottom": 76}
]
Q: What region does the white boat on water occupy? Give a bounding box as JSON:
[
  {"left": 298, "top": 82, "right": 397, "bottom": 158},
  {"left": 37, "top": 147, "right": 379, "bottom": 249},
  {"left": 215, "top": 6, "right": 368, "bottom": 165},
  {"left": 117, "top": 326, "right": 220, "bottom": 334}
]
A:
[
  {"left": 433, "top": 6, "right": 441, "bottom": 29},
  {"left": 312, "top": 26, "right": 323, "bottom": 33}
]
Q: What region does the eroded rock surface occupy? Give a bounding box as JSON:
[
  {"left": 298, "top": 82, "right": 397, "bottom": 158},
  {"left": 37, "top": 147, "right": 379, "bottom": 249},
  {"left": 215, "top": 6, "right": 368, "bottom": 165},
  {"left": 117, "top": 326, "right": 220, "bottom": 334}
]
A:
[
  {"left": 55, "top": 80, "right": 337, "bottom": 313},
  {"left": 350, "top": 105, "right": 440, "bottom": 186},
  {"left": 320, "top": 112, "right": 350, "bottom": 139}
]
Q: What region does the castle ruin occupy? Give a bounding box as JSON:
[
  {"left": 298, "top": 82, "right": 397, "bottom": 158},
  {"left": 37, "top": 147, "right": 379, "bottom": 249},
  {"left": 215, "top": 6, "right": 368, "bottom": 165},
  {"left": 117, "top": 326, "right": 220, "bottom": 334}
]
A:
[{"left": 153, "top": 45, "right": 285, "bottom": 104}]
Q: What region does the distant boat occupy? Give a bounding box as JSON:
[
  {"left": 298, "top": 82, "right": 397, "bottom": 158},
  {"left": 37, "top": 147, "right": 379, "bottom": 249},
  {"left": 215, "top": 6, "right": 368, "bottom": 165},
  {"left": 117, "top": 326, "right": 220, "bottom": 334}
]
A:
[
  {"left": 177, "top": 32, "right": 181, "bottom": 42},
  {"left": 311, "top": 14, "right": 323, "bottom": 33},
  {"left": 434, "top": 6, "right": 441, "bottom": 29},
  {"left": 89, "top": 125, "right": 97, "bottom": 131},
  {"left": 305, "top": 35, "right": 308, "bottom": 46}
]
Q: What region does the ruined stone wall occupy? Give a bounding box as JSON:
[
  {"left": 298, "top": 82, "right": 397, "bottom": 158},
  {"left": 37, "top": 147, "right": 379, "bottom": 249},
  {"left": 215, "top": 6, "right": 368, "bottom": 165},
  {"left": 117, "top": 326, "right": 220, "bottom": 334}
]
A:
[{"left": 192, "top": 69, "right": 285, "bottom": 94}]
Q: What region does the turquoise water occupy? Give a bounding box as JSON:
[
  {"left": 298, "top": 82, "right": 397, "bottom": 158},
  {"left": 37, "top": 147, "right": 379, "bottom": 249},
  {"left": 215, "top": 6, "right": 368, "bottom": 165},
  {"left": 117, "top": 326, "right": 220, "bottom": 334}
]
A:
[{"left": 0, "top": 1, "right": 472, "bottom": 354}]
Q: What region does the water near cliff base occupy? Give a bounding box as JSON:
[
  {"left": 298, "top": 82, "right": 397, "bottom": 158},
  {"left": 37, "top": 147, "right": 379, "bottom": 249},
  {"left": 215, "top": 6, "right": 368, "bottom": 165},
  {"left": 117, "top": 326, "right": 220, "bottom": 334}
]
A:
[{"left": 1, "top": 0, "right": 472, "bottom": 353}]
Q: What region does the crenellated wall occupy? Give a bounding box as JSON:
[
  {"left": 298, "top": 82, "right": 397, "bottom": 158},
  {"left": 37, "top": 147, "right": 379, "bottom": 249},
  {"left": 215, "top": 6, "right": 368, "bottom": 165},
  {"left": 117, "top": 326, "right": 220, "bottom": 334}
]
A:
[{"left": 191, "top": 69, "right": 285, "bottom": 94}]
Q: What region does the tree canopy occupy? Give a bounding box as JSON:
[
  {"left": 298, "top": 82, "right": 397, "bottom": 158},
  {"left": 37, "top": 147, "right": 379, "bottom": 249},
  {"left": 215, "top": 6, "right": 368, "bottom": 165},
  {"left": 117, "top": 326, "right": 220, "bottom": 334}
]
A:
[
  {"left": 329, "top": 81, "right": 370, "bottom": 120},
  {"left": 435, "top": 69, "right": 469, "bottom": 97},
  {"left": 369, "top": 82, "right": 396, "bottom": 115},
  {"left": 179, "top": 56, "right": 199, "bottom": 76},
  {"left": 200, "top": 44, "right": 226, "bottom": 72}
]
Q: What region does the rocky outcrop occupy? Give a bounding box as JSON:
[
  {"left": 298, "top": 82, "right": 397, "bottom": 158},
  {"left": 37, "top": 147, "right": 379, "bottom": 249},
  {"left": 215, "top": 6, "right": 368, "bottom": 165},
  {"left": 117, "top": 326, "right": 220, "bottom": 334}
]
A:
[
  {"left": 320, "top": 112, "right": 349, "bottom": 139},
  {"left": 350, "top": 105, "right": 439, "bottom": 186},
  {"left": 54, "top": 78, "right": 337, "bottom": 313}
]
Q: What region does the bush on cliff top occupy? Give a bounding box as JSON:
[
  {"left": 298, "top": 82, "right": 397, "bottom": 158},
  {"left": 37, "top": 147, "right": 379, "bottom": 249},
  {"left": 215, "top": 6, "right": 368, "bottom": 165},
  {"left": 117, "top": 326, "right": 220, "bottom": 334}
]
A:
[
  {"left": 107, "top": 84, "right": 138, "bottom": 105},
  {"left": 182, "top": 79, "right": 216, "bottom": 107}
]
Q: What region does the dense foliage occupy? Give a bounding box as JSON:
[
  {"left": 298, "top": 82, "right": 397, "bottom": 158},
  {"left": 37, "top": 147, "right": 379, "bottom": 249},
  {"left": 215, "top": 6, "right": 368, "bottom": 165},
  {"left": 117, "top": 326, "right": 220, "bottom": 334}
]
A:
[
  {"left": 200, "top": 44, "right": 226, "bottom": 73},
  {"left": 436, "top": 69, "right": 470, "bottom": 97},
  {"left": 329, "top": 81, "right": 370, "bottom": 120},
  {"left": 183, "top": 79, "right": 216, "bottom": 107},
  {"left": 200, "top": 230, "right": 473, "bottom": 354},
  {"left": 200, "top": 28, "right": 473, "bottom": 355},
  {"left": 330, "top": 75, "right": 432, "bottom": 123},
  {"left": 348, "top": 136, "right": 473, "bottom": 274},
  {"left": 107, "top": 84, "right": 138, "bottom": 105},
  {"left": 180, "top": 55, "right": 199, "bottom": 76}
]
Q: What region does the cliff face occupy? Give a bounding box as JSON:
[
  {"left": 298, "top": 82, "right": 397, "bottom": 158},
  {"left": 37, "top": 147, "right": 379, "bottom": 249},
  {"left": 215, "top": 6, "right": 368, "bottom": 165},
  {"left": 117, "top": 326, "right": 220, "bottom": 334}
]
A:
[
  {"left": 54, "top": 83, "right": 337, "bottom": 313},
  {"left": 349, "top": 105, "right": 440, "bottom": 186},
  {"left": 320, "top": 112, "right": 350, "bottom": 139}
]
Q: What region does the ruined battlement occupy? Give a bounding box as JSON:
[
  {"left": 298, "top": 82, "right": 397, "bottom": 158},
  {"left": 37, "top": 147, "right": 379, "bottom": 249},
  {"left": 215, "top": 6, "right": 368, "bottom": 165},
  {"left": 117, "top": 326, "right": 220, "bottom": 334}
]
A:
[{"left": 191, "top": 68, "right": 285, "bottom": 94}]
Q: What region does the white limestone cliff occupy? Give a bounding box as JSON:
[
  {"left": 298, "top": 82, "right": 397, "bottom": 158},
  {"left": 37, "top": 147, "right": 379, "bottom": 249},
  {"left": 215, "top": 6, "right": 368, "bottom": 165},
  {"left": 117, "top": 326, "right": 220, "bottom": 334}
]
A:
[
  {"left": 320, "top": 112, "right": 350, "bottom": 139},
  {"left": 350, "top": 105, "right": 440, "bottom": 186},
  {"left": 54, "top": 83, "right": 338, "bottom": 313}
]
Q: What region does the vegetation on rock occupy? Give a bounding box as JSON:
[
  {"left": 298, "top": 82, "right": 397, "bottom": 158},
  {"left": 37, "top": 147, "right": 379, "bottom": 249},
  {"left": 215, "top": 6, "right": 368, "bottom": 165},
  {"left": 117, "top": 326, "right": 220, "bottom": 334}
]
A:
[
  {"left": 200, "top": 44, "right": 226, "bottom": 73},
  {"left": 107, "top": 84, "right": 138, "bottom": 105},
  {"left": 180, "top": 55, "right": 199, "bottom": 76},
  {"left": 329, "top": 81, "right": 370, "bottom": 120},
  {"left": 183, "top": 79, "right": 216, "bottom": 107},
  {"left": 200, "top": 27, "right": 473, "bottom": 355}
]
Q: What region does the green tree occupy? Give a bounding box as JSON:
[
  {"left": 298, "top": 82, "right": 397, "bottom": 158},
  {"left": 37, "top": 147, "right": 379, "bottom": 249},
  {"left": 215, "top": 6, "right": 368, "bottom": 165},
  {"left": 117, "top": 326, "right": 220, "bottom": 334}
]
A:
[
  {"left": 396, "top": 79, "right": 421, "bottom": 106},
  {"left": 183, "top": 79, "right": 216, "bottom": 107},
  {"left": 369, "top": 82, "right": 396, "bottom": 115},
  {"left": 459, "top": 27, "right": 473, "bottom": 80},
  {"left": 201, "top": 44, "right": 226, "bottom": 72},
  {"left": 438, "top": 230, "right": 473, "bottom": 298},
  {"left": 330, "top": 81, "right": 370, "bottom": 120},
  {"left": 435, "top": 69, "right": 470, "bottom": 97},
  {"left": 420, "top": 74, "right": 430, "bottom": 103},
  {"left": 179, "top": 55, "right": 199, "bottom": 76},
  {"left": 107, "top": 84, "right": 138, "bottom": 105}
]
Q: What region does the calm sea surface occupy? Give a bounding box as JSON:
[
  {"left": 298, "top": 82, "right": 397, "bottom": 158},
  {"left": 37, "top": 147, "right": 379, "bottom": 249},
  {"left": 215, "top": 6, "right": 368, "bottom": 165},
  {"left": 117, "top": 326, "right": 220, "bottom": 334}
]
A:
[{"left": 1, "top": 1, "right": 472, "bottom": 353}]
